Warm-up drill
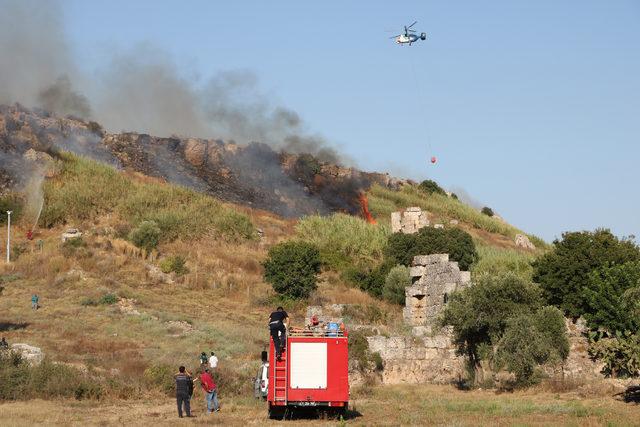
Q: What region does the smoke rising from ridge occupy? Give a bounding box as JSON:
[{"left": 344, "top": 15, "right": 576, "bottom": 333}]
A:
[{"left": 0, "top": 0, "right": 342, "bottom": 164}]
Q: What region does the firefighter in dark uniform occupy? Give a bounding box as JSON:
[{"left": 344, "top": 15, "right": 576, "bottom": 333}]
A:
[{"left": 269, "top": 306, "right": 289, "bottom": 361}]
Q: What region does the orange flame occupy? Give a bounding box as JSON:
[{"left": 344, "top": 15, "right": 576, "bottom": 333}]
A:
[{"left": 358, "top": 193, "right": 376, "bottom": 224}]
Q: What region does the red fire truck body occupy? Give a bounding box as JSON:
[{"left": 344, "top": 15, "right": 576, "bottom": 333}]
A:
[{"left": 267, "top": 328, "right": 349, "bottom": 418}]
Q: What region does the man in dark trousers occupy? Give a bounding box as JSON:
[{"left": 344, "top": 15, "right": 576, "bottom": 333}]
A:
[
  {"left": 269, "top": 306, "right": 289, "bottom": 361},
  {"left": 175, "top": 366, "right": 193, "bottom": 418}
]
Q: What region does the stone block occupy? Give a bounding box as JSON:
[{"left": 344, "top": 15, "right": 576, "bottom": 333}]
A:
[
  {"left": 412, "top": 254, "right": 449, "bottom": 266},
  {"left": 391, "top": 212, "right": 402, "bottom": 233},
  {"left": 406, "top": 206, "right": 422, "bottom": 212},
  {"left": 409, "top": 266, "right": 426, "bottom": 278},
  {"left": 434, "top": 223, "right": 444, "bottom": 229},
  {"left": 459, "top": 271, "right": 471, "bottom": 283}
]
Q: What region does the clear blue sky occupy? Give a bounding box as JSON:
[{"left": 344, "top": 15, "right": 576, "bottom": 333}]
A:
[{"left": 62, "top": 0, "right": 639, "bottom": 241}]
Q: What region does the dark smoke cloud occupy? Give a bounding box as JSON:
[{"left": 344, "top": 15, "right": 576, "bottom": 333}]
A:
[
  {"left": 38, "top": 76, "right": 91, "bottom": 119},
  {"left": 0, "top": 0, "right": 342, "bottom": 163}
]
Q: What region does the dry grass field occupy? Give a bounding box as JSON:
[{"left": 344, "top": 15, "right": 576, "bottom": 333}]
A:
[{"left": 0, "top": 384, "right": 638, "bottom": 426}]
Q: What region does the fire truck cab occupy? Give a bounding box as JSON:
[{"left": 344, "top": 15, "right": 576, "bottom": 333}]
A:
[{"left": 267, "top": 327, "right": 349, "bottom": 419}]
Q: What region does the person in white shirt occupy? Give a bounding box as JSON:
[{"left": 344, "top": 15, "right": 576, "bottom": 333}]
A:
[{"left": 208, "top": 352, "right": 218, "bottom": 369}]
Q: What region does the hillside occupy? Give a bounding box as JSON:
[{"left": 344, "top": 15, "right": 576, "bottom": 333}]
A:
[{"left": 5, "top": 106, "right": 635, "bottom": 424}]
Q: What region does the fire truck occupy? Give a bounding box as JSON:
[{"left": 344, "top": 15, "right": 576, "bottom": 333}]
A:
[{"left": 267, "top": 326, "right": 349, "bottom": 419}]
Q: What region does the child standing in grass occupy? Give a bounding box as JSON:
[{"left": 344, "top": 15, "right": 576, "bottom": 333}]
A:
[{"left": 31, "top": 294, "right": 39, "bottom": 310}]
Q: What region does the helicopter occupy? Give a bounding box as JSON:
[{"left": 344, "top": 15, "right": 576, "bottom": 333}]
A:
[{"left": 390, "top": 21, "right": 427, "bottom": 46}]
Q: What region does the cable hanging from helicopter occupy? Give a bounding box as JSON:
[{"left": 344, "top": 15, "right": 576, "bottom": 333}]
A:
[{"left": 390, "top": 21, "right": 436, "bottom": 165}]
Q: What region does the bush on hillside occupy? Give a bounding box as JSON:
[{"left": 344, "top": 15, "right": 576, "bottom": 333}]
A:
[
  {"left": 385, "top": 226, "right": 478, "bottom": 271},
  {"left": 532, "top": 229, "right": 640, "bottom": 319},
  {"left": 263, "top": 241, "right": 321, "bottom": 299},
  {"left": 589, "top": 332, "right": 640, "bottom": 378},
  {"left": 441, "top": 273, "right": 557, "bottom": 380},
  {"left": 0, "top": 352, "right": 102, "bottom": 400},
  {"left": 342, "top": 261, "right": 393, "bottom": 298},
  {"left": 159, "top": 255, "right": 189, "bottom": 276},
  {"left": 582, "top": 261, "right": 640, "bottom": 333},
  {"left": 128, "top": 220, "right": 161, "bottom": 251},
  {"left": 418, "top": 179, "right": 446, "bottom": 196},
  {"left": 494, "top": 306, "right": 569, "bottom": 386},
  {"left": 383, "top": 265, "right": 410, "bottom": 305},
  {"left": 481, "top": 206, "right": 494, "bottom": 217},
  {"left": 143, "top": 364, "right": 175, "bottom": 396}
]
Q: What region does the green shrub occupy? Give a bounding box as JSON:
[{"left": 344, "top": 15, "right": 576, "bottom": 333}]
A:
[
  {"left": 589, "top": 332, "right": 640, "bottom": 378},
  {"left": 263, "top": 241, "right": 321, "bottom": 299},
  {"left": 98, "top": 293, "right": 118, "bottom": 305},
  {"left": 128, "top": 220, "right": 161, "bottom": 251},
  {"left": 383, "top": 265, "right": 410, "bottom": 305},
  {"left": 348, "top": 329, "right": 382, "bottom": 372},
  {"left": 532, "top": 229, "right": 640, "bottom": 318},
  {"left": 143, "top": 364, "right": 175, "bottom": 396},
  {"left": 442, "top": 273, "right": 545, "bottom": 368},
  {"left": 0, "top": 352, "right": 102, "bottom": 400},
  {"left": 443, "top": 274, "right": 569, "bottom": 387},
  {"left": 159, "top": 255, "right": 189, "bottom": 276},
  {"left": 385, "top": 226, "right": 478, "bottom": 271},
  {"left": 418, "top": 179, "right": 446, "bottom": 196},
  {"left": 342, "top": 261, "right": 392, "bottom": 298},
  {"left": 582, "top": 261, "right": 640, "bottom": 333},
  {"left": 494, "top": 306, "right": 569, "bottom": 386},
  {"left": 481, "top": 207, "right": 494, "bottom": 217}
]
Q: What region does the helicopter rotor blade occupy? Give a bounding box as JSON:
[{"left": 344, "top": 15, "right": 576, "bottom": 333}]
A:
[
  {"left": 407, "top": 21, "right": 417, "bottom": 29},
  {"left": 389, "top": 35, "right": 401, "bottom": 39}
]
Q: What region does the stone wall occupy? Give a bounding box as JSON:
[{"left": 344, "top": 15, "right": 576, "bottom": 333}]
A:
[
  {"left": 391, "top": 207, "right": 429, "bottom": 234},
  {"left": 403, "top": 254, "right": 471, "bottom": 329},
  {"left": 367, "top": 333, "right": 465, "bottom": 384}
]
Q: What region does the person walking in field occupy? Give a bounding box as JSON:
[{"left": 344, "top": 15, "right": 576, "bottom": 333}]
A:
[
  {"left": 269, "top": 306, "right": 289, "bottom": 361},
  {"left": 31, "top": 294, "right": 39, "bottom": 310},
  {"left": 199, "top": 368, "right": 220, "bottom": 414},
  {"left": 208, "top": 352, "right": 218, "bottom": 370},
  {"left": 199, "top": 351, "right": 208, "bottom": 367},
  {"left": 175, "top": 366, "right": 193, "bottom": 418}
]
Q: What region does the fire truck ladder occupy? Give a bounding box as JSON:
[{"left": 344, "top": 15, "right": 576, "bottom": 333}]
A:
[{"left": 273, "top": 339, "right": 288, "bottom": 404}]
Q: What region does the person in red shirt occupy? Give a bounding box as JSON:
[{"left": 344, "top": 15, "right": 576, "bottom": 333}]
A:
[{"left": 199, "top": 368, "right": 220, "bottom": 413}]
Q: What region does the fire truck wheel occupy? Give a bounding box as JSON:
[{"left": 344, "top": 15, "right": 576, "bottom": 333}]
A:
[{"left": 268, "top": 406, "right": 285, "bottom": 420}]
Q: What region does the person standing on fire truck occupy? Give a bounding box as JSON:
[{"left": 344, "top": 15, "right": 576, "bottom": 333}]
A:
[{"left": 268, "top": 306, "right": 289, "bottom": 360}]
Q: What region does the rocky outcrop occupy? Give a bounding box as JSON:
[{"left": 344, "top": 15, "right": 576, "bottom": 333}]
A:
[
  {"left": 10, "top": 343, "right": 44, "bottom": 366},
  {"left": 1, "top": 104, "right": 407, "bottom": 218},
  {"left": 514, "top": 234, "right": 536, "bottom": 250}
]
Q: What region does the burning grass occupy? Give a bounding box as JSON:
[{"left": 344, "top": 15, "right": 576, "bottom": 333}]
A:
[{"left": 40, "top": 153, "right": 255, "bottom": 241}]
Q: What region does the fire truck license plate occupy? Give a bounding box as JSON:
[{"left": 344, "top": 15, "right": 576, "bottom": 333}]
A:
[{"left": 298, "top": 402, "right": 318, "bottom": 406}]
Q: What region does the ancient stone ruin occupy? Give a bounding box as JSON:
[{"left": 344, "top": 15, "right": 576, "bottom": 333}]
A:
[
  {"left": 391, "top": 207, "right": 429, "bottom": 234},
  {"left": 366, "top": 253, "right": 471, "bottom": 384},
  {"left": 404, "top": 254, "right": 471, "bottom": 332}
]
